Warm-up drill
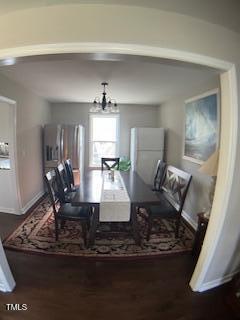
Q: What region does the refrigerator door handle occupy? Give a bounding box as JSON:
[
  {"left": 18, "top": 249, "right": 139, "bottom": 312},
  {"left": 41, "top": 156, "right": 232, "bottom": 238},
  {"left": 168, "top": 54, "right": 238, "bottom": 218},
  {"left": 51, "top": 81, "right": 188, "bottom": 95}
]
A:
[
  {"left": 60, "top": 127, "right": 64, "bottom": 162},
  {"left": 74, "top": 125, "right": 80, "bottom": 169},
  {"left": 76, "top": 126, "right": 80, "bottom": 162}
]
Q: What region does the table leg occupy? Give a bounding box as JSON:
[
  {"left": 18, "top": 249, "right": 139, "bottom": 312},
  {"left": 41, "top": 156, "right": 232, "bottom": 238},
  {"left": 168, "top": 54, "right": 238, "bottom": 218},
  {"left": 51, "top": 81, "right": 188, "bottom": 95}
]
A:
[
  {"left": 88, "top": 205, "right": 99, "bottom": 247},
  {"left": 131, "top": 203, "right": 141, "bottom": 246}
]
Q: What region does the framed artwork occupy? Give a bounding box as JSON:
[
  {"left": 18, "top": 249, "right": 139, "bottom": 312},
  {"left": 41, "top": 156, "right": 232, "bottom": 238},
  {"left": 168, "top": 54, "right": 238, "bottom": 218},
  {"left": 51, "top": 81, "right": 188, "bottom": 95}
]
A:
[
  {"left": 0, "top": 142, "right": 9, "bottom": 158},
  {"left": 0, "top": 142, "right": 10, "bottom": 170},
  {"left": 183, "top": 89, "right": 219, "bottom": 164}
]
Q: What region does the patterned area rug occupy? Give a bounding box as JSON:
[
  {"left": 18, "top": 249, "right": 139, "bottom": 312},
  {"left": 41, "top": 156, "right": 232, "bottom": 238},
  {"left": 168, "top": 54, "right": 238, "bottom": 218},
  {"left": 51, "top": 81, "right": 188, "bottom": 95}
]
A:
[{"left": 3, "top": 197, "right": 194, "bottom": 259}]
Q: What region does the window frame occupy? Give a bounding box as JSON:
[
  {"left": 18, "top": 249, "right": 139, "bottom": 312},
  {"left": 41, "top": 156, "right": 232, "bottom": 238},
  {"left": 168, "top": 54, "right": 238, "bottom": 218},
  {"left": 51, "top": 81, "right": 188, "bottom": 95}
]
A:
[{"left": 89, "top": 113, "right": 120, "bottom": 168}]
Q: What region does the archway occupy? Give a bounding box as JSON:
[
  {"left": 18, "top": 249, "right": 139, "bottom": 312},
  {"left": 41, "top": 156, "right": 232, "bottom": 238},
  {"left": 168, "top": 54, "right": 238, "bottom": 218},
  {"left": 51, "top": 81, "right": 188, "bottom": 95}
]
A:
[{"left": 0, "top": 43, "right": 237, "bottom": 293}]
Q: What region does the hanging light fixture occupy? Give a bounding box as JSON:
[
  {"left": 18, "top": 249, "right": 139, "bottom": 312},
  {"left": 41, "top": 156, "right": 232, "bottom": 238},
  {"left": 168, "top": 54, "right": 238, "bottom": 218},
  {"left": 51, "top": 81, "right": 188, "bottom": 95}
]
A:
[{"left": 90, "top": 82, "right": 119, "bottom": 113}]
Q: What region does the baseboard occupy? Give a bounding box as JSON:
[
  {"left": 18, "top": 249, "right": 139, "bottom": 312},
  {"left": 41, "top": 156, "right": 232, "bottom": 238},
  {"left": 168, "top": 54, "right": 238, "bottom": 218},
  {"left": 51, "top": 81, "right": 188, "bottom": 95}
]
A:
[
  {"left": 21, "top": 190, "right": 45, "bottom": 214},
  {"left": 197, "top": 269, "right": 240, "bottom": 292},
  {"left": 0, "top": 207, "right": 15, "bottom": 214},
  {"left": 182, "top": 210, "right": 198, "bottom": 231}
]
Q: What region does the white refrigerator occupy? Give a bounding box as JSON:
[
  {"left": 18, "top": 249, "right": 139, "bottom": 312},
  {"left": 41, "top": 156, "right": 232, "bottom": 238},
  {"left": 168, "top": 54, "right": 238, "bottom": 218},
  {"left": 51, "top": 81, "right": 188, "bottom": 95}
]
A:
[{"left": 130, "top": 127, "right": 164, "bottom": 184}]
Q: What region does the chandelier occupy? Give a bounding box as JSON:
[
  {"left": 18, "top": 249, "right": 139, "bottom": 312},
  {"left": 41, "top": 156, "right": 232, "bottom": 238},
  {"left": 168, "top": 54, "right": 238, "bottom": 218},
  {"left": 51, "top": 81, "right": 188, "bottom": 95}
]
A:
[{"left": 90, "top": 82, "right": 119, "bottom": 113}]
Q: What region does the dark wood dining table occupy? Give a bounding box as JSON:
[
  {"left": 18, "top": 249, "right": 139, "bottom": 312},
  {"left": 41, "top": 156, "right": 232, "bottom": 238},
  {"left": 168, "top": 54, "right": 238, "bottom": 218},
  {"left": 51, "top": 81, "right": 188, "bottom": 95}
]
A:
[{"left": 71, "top": 169, "right": 162, "bottom": 246}]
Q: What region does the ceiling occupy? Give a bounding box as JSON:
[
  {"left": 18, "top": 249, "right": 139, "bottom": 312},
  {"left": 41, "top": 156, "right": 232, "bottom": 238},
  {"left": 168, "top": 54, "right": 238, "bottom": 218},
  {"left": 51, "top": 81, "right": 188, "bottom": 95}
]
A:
[
  {"left": 0, "top": 55, "right": 219, "bottom": 105},
  {"left": 0, "top": 0, "right": 239, "bottom": 33}
]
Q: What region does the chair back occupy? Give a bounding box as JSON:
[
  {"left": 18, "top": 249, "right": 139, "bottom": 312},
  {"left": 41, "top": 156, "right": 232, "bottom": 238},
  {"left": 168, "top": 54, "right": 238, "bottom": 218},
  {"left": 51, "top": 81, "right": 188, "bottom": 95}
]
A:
[
  {"left": 153, "top": 160, "right": 167, "bottom": 191},
  {"left": 55, "top": 163, "right": 70, "bottom": 203},
  {"left": 101, "top": 157, "right": 120, "bottom": 171},
  {"left": 64, "top": 159, "right": 75, "bottom": 187},
  {"left": 44, "top": 171, "right": 59, "bottom": 215},
  {"left": 161, "top": 165, "right": 192, "bottom": 213}
]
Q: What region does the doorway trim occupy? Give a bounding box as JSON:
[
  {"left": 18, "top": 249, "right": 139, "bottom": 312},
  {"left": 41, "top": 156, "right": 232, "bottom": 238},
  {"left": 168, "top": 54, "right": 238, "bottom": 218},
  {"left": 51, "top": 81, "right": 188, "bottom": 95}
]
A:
[
  {"left": 0, "top": 42, "right": 233, "bottom": 70},
  {"left": 0, "top": 96, "right": 21, "bottom": 214},
  {"left": 0, "top": 96, "right": 19, "bottom": 292},
  {"left": 0, "top": 42, "right": 237, "bottom": 292},
  {"left": 190, "top": 67, "right": 238, "bottom": 291}
]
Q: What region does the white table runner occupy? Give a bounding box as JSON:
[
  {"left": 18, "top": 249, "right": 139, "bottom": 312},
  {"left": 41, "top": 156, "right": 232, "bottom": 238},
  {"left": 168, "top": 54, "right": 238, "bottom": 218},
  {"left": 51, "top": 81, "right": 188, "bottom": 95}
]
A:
[{"left": 99, "top": 171, "right": 131, "bottom": 222}]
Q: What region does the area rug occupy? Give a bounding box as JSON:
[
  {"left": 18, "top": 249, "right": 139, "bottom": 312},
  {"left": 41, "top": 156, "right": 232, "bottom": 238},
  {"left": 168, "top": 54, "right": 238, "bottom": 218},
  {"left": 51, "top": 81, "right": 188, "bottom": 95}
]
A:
[{"left": 3, "top": 197, "right": 194, "bottom": 259}]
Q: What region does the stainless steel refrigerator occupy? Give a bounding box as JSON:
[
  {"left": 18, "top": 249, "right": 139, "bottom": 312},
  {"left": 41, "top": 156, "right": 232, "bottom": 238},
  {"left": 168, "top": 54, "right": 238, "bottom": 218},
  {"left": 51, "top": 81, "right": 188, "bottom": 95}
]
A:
[{"left": 43, "top": 124, "right": 84, "bottom": 173}]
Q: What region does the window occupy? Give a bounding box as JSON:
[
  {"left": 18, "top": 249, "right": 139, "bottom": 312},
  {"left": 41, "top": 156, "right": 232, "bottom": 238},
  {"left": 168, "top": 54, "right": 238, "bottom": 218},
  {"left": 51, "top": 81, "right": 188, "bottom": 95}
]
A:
[{"left": 89, "top": 114, "right": 119, "bottom": 167}]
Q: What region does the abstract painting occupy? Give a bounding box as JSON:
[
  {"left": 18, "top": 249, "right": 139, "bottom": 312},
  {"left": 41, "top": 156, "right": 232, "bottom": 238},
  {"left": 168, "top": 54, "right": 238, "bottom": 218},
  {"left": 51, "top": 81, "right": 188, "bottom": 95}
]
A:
[{"left": 183, "top": 89, "right": 219, "bottom": 164}]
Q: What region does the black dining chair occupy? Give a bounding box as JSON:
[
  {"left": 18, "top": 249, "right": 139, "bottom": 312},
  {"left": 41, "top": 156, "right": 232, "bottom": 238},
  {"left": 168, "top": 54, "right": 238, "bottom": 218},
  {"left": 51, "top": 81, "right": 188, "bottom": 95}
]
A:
[
  {"left": 55, "top": 163, "right": 75, "bottom": 203},
  {"left": 146, "top": 165, "right": 192, "bottom": 240},
  {"left": 64, "top": 159, "right": 78, "bottom": 191},
  {"left": 152, "top": 160, "right": 167, "bottom": 191},
  {"left": 44, "top": 171, "right": 90, "bottom": 246},
  {"left": 101, "top": 157, "right": 120, "bottom": 171},
  {"left": 136, "top": 160, "right": 167, "bottom": 216}
]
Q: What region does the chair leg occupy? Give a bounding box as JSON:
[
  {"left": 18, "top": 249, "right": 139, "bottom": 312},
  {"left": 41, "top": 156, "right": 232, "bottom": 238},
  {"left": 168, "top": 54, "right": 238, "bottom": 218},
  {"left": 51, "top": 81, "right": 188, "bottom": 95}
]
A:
[
  {"left": 130, "top": 204, "right": 141, "bottom": 246},
  {"left": 60, "top": 220, "right": 66, "bottom": 229},
  {"left": 87, "top": 208, "right": 92, "bottom": 229},
  {"left": 175, "top": 218, "right": 180, "bottom": 238},
  {"left": 81, "top": 221, "right": 88, "bottom": 247},
  {"left": 55, "top": 218, "right": 59, "bottom": 241},
  {"left": 89, "top": 205, "right": 99, "bottom": 247},
  {"left": 147, "top": 216, "right": 153, "bottom": 241},
  {"left": 87, "top": 218, "right": 90, "bottom": 230}
]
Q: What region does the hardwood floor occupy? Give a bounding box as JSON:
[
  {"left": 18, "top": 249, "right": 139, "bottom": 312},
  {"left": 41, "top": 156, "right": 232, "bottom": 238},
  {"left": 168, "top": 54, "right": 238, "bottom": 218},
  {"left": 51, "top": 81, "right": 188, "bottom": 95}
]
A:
[{"left": 0, "top": 211, "right": 237, "bottom": 320}]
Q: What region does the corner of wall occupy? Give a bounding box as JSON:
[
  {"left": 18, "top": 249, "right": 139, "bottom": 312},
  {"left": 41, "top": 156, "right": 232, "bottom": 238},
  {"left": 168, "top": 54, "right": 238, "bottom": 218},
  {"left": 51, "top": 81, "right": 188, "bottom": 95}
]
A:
[{"left": 20, "top": 190, "right": 45, "bottom": 215}]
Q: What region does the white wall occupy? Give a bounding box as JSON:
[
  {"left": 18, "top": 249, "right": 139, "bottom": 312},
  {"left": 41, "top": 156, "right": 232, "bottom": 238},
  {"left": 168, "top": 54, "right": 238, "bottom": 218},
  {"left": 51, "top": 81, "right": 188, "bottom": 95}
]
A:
[
  {"left": 50, "top": 102, "right": 158, "bottom": 167},
  {"left": 158, "top": 77, "right": 220, "bottom": 227},
  {"left": 0, "top": 73, "right": 51, "bottom": 211},
  {"left": 0, "top": 3, "right": 239, "bottom": 292}
]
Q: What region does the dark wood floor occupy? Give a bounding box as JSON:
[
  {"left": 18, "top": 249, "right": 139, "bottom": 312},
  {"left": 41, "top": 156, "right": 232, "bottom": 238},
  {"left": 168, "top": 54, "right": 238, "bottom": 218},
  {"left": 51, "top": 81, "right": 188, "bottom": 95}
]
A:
[{"left": 0, "top": 211, "right": 237, "bottom": 320}]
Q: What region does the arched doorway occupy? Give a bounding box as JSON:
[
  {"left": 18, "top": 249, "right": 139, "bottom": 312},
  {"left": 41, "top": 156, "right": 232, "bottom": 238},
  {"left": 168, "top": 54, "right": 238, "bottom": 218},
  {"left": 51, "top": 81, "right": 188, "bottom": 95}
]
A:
[{"left": 0, "top": 43, "right": 237, "bottom": 293}]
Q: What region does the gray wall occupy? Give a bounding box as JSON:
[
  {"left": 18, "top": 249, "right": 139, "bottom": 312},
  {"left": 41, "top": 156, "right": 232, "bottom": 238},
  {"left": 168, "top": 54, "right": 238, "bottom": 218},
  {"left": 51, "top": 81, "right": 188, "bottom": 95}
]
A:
[
  {"left": 0, "top": 73, "right": 51, "bottom": 210},
  {"left": 158, "top": 77, "right": 220, "bottom": 227},
  {"left": 50, "top": 102, "right": 158, "bottom": 167}
]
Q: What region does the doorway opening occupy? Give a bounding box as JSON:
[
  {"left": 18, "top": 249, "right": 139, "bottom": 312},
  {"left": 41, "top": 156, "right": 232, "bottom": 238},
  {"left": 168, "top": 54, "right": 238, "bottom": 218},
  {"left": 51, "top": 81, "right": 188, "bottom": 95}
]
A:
[
  {"left": 0, "top": 96, "right": 19, "bottom": 292},
  {"left": 0, "top": 96, "right": 21, "bottom": 214},
  {"left": 0, "top": 44, "right": 237, "bottom": 294}
]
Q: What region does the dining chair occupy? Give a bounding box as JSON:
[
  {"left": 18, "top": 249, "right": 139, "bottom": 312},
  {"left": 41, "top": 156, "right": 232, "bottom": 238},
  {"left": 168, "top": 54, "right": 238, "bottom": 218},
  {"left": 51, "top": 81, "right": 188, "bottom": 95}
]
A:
[
  {"left": 152, "top": 160, "right": 167, "bottom": 191},
  {"left": 136, "top": 160, "right": 166, "bottom": 216},
  {"left": 55, "top": 163, "right": 75, "bottom": 203},
  {"left": 64, "top": 159, "right": 78, "bottom": 191},
  {"left": 44, "top": 171, "right": 89, "bottom": 246},
  {"left": 101, "top": 157, "right": 120, "bottom": 171},
  {"left": 146, "top": 165, "right": 192, "bottom": 240}
]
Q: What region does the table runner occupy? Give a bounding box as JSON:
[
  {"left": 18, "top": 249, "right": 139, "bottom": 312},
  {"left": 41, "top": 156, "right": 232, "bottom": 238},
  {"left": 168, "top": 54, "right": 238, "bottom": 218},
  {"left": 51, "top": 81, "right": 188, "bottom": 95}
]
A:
[{"left": 99, "top": 171, "right": 131, "bottom": 222}]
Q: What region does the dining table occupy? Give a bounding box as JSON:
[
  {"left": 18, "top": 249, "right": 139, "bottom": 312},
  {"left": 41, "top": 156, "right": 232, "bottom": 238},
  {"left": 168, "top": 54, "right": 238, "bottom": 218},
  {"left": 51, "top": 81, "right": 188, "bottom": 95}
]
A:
[{"left": 71, "top": 169, "right": 162, "bottom": 246}]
